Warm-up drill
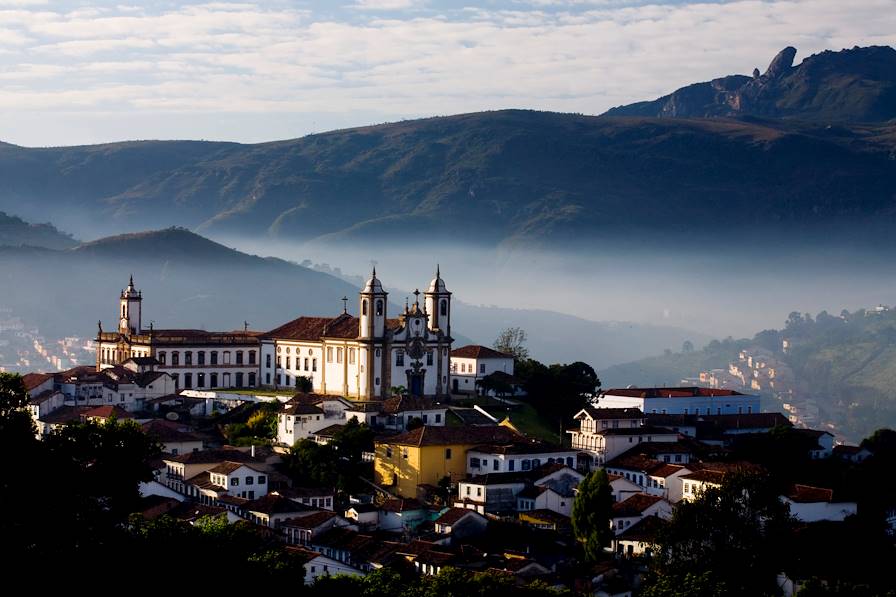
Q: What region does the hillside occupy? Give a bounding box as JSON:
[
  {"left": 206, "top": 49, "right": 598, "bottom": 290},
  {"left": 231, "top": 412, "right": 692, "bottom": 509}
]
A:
[
  {"left": 600, "top": 309, "right": 896, "bottom": 441},
  {"left": 0, "top": 211, "right": 76, "bottom": 249},
  {"left": 0, "top": 227, "right": 703, "bottom": 370},
  {"left": 605, "top": 45, "right": 896, "bottom": 122},
  {"left": 1, "top": 53, "right": 896, "bottom": 250}
]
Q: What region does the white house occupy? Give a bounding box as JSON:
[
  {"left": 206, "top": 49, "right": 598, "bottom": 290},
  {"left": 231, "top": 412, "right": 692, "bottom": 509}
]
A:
[
  {"left": 596, "top": 387, "right": 760, "bottom": 416},
  {"left": 609, "top": 474, "right": 646, "bottom": 503},
  {"left": 571, "top": 420, "right": 679, "bottom": 467},
  {"left": 782, "top": 485, "right": 858, "bottom": 522},
  {"left": 260, "top": 268, "right": 453, "bottom": 399},
  {"left": 277, "top": 401, "right": 328, "bottom": 446},
  {"left": 467, "top": 440, "right": 579, "bottom": 475},
  {"left": 288, "top": 546, "right": 365, "bottom": 585},
  {"left": 245, "top": 494, "right": 316, "bottom": 528},
  {"left": 610, "top": 493, "right": 672, "bottom": 536},
  {"left": 612, "top": 515, "right": 667, "bottom": 557},
  {"left": 378, "top": 498, "right": 428, "bottom": 531},
  {"left": 449, "top": 345, "right": 514, "bottom": 394},
  {"left": 206, "top": 462, "right": 269, "bottom": 500},
  {"left": 433, "top": 507, "right": 488, "bottom": 540},
  {"left": 142, "top": 419, "right": 204, "bottom": 456}
]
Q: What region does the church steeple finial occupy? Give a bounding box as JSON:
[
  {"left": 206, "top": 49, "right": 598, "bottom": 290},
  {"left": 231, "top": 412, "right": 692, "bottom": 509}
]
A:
[
  {"left": 372, "top": 266, "right": 377, "bottom": 278},
  {"left": 436, "top": 264, "right": 440, "bottom": 279},
  {"left": 129, "top": 274, "right": 134, "bottom": 287}
]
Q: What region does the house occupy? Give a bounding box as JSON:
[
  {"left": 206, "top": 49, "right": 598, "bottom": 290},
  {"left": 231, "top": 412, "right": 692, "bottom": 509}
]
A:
[
  {"left": 516, "top": 466, "right": 583, "bottom": 517},
  {"left": 310, "top": 424, "right": 345, "bottom": 445},
  {"left": 608, "top": 474, "right": 642, "bottom": 503},
  {"left": 142, "top": 419, "right": 204, "bottom": 456},
  {"left": 52, "top": 363, "right": 177, "bottom": 411},
  {"left": 379, "top": 497, "right": 429, "bottom": 531},
  {"left": 793, "top": 429, "right": 835, "bottom": 459},
  {"left": 832, "top": 444, "right": 872, "bottom": 463},
  {"left": 282, "top": 511, "right": 344, "bottom": 545},
  {"left": 36, "top": 405, "right": 90, "bottom": 435},
  {"left": 207, "top": 462, "right": 269, "bottom": 499},
  {"left": 277, "top": 401, "right": 327, "bottom": 445},
  {"left": 466, "top": 439, "right": 579, "bottom": 475},
  {"left": 456, "top": 472, "right": 529, "bottom": 514},
  {"left": 82, "top": 404, "right": 134, "bottom": 423},
  {"left": 27, "top": 389, "right": 65, "bottom": 436},
  {"left": 610, "top": 494, "right": 672, "bottom": 535},
  {"left": 433, "top": 507, "right": 488, "bottom": 540},
  {"left": 677, "top": 462, "right": 762, "bottom": 502},
  {"left": 781, "top": 485, "right": 858, "bottom": 522},
  {"left": 612, "top": 515, "right": 667, "bottom": 557},
  {"left": 161, "top": 448, "right": 267, "bottom": 494},
  {"left": 572, "top": 422, "right": 680, "bottom": 467},
  {"left": 449, "top": 345, "right": 514, "bottom": 394},
  {"left": 244, "top": 494, "right": 316, "bottom": 528},
  {"left": 286, "top": 546, "right": 365, "bottom": 585},
  {"left": 374, "top": 425, "right": 519, "bottom": 498},
  {"left": 307, "top": 527, "right": 379, "bottom": 570},
  {"left": 519, "top": 509, "right": 570, "bottom": 532},
  {"left": 596, "top": 387, "right": 760, "bottom": 416},
  {"left": 345, "top": 503, "right": 379, "bottom": 529},
  {"left": 275, "top": 487, "right": 335, "bottom": 511}
]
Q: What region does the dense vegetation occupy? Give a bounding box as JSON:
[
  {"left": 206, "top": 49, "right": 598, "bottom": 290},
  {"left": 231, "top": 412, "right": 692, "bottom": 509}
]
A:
[{"left": 0, "top": 210, "right": 76, "bottom": 249}]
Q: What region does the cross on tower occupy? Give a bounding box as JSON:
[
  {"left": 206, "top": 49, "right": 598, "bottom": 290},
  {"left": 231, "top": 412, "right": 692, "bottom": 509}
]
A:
[
  {"left": 413, "top": 288, "right": 420, "bottom": 305},
  {"left": 342, "top": 296, "right": 349, "bottom": 314}
]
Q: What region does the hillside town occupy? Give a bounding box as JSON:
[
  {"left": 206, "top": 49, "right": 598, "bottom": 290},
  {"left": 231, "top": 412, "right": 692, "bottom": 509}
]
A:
[{"left": 6, "top": 272, "right": 895, "bottom": 594}]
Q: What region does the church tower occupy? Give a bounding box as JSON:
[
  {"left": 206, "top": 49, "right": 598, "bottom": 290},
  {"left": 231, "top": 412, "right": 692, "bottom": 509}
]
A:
[
  {"left": 424, "top": 265, "right": 451, "bottom": 337},
  {"left": 359, "top": 267, "right": 388, "bottom": 340},
  {"left": 119, "top": 275, "right": 142, "bottom": 335}
]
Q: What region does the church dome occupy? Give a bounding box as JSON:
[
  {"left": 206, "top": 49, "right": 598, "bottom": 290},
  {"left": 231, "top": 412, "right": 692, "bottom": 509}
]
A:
[
  {"left": 362, "top": 268, "right": 384, "bottom": 293},
  {"left": 427, "top": 266, "right": 447, "bottom": 293}
]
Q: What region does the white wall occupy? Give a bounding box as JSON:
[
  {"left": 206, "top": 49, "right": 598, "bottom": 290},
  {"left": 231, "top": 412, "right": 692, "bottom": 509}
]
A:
[{"left": 785, "top": 499, "right": 857, "bottom": 522}]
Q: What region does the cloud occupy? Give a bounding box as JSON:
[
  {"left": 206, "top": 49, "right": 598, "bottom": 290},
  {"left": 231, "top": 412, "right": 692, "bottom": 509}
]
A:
[
  {"left": 350, "top": 0, "right": 423, "bottom": 9},
  {"left": 0, "top": 0, "right": 894, "bottom": 145}
]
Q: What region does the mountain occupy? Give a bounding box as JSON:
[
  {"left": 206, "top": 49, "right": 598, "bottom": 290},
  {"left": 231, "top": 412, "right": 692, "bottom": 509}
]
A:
[
  {"left": 604, "top": 46, "right": 896, "bottom": 123},
  {"left": 599, "top": 308, "right": 896, "bottom": 441},
  {"left": 2, "top": 56, "right": 896, "bottom": 250},
  {"left": 0, "top": 211, "right": 76, "bottom": 250},
  {"left": 0, "top": 227, "right": 704, "bottom": 370}
]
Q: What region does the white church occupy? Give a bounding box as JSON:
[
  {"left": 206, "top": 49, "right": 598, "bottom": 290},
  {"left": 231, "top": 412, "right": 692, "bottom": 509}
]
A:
[
  {"left": 260, "top": 267, "right": 453, "bottom": 400},
  {"left": 94, "top": 268, "right": 454, "bottom": 399}
]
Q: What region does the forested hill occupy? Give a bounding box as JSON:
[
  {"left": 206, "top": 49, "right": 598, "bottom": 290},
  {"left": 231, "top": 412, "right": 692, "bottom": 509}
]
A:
[
  {"left": 0, "top": 211, "right": 76, "bottom": 249},
  {"left": 600, "top": 308, "right": 896, "bottom": 441},
  {"left": 1, "top": 106, "right": 895, "bottom": 250}
]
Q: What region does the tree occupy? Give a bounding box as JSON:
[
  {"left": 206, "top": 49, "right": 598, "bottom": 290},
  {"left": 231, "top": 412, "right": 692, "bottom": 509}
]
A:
[
  {"left": 571, "top": 469, "right": 613, "bottom": 561},
  {"left": 493, "top": 327, "right": 529, "bottom": 360},
  {"left": 296, "top": 375, "right": 313, "bottom": 393},
  {"left": 643, "top": 473, "right": 795, "bottom": 596},
  {"left": 390, "top": 385, "right": 407, "bottom": 397},
  {"left": 406, "top": 416, "right": 424, "bottom": 430},
  {"left": 682, "top": 340, "right": 694, "bottom": 353}
]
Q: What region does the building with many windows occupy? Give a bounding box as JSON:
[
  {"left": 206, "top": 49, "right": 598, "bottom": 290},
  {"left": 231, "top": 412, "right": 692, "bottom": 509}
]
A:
[
  {"left": 260, "top": 268, "right": 453, "bottom": 399},
  {"left": 94, "top": 276, "right": 262, "bottom": 390}
]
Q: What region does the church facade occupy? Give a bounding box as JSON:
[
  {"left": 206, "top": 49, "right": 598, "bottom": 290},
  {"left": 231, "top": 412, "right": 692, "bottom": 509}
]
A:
[
  {"left": 259, "top": 268, "right": 453, "bottom": 399},
  {"left": 94, "top": 268, "right": 454, "bottom": 399},
  {"left": 95, "top": 276, "right": 261, "bottom": 390}
]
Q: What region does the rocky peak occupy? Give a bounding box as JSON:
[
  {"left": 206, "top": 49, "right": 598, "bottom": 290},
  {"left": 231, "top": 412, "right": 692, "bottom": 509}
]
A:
[{"left": 763, "top": 46, "right": 797, "bottom": 79}]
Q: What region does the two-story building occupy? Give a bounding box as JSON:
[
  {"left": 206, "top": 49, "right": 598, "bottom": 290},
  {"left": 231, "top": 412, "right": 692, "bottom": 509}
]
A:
[{"left": 449, "top": 345, "right": 514, "bottom": 395}]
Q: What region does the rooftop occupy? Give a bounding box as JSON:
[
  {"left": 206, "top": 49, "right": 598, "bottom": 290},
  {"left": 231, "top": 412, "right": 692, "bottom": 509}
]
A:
[
  {"left": 603, "top": 387, "right": 749, "bottom": 399},
  {"left": 435, "top": 507, "right": 480, "bottom": 526},
  {"left": 83, "top": 405, "right": 134, "bottom": 420},
  {"left": 245, "top": 494, "right": 315, "bottom": 515},
  {"left": 450, "top": 345, "right": 513, "bottom": 360},
  {"left": 578, "top": 407, "right": 645, "bottom": 420},
  {"left": 786, "top": 484, "right": 835, "bottom": 503},
  {"left": 382, "top": 425, "right": 518, "bottom": 447},
  {"left": 612, "top": 493, "right": 664, "bottom": 517}
]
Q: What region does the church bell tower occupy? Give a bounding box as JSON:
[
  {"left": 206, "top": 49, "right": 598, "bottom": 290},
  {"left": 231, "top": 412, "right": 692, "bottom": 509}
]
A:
[{"left": 119, "top": 275, "right": 143, "bottom": 335}]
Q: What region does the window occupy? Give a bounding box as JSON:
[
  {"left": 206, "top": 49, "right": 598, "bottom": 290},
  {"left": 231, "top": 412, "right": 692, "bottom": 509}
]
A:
[
  {"left": 198, "top": 351, "right": 205, "bottom": 365},
  {"left": 172, "top": 373, "right": 179, "bottom": 388},
  {"left": 476, "top": 487, "right": 482, "bottom": 497},
  {"left": 376, "top": 300, "right": 383, "bottom": 316},
  {"left": 266, "top": 373, "right": 271, "bottom": 384},
  {"left": 158, "top": 352, "right": 166, "bottom": 365},
  {"left": 258, "top": 475, "right": 266, "bottom": 484},
  {"left": 236, "top": 351, "right": 244, "bottom": 365},
  {"left": 231, "top": 478, "right": 239, "bottom": 486},
  {"left": 286, "top": 356, "right": 291, "bottom": 370},
  {"left": 445, "top": 448, "right": 452, "bottom": 459},
  {"left": 674, "top": 455, "right": 682, "bottom": 463},
  {"left": 265, "top": 354, "right": 271, "bottom": 368},
  {"left": 327, "top": 347, "right": 333, "bottom": 363},
  {"left": 236, "top": 372, "right": 244, "bottom": 387},
  {"left": 211, "top": 351, "right": 218, "bottom": 365},
  {"left": 184, "top": 373, "right": 192, "bottom": 389},
  {"left": 197, "top": 373, "right": 205, "bottom": 388},
  {"left": 386, "top": 447, "right": 393, "bottom": 458},
  {"left": 522, "top": 459, "right": 531, "bottom": 470},
  {"left": 374, "top": 376, "right": 379, "bottom": 386},
  {"left": 248, "top": 373, "right": 256, "bottom": 387},
  {"left": 422, "top": 414, "right": 428, "bottom": 424},
  {"left": 470, "top": 457, "right": 480, "bottom": 468},
  {"left": 304, "top": 358, "right": 309, "bottom": 370},
  {"left": 508, "top": 459, "right": 515, "bottom": 471},
  {"left": 224, "top": 351, "right": 231, "bottom": 365},
  {"left": 349, "top": 348, "right": 356, "bottom": 365},
  {"left": 211, "top": 373, "right": 218, "bottom": 387},
  {"left": 396, "top": 350, "right": 405, "bottom": 367},
  {"left": 313, "top": 359, "right": 318, "bottom": 372},
  {"left": 246, "top": 476, "right": 254, "bottom": 485},
  {"left": 427, "top": 351, "right": 433, "bottom": 366},
  {"left": 465, "top": 486, "right": 470, "bottom": 496},
  {"left": 337, "top": 347, "right": 343, "bottom": 363},
  {"left": 223, "top": 372, "right": 231, "bottom": 386},
  {"left": 402, "top": 448, "right": 408, "bottom": 460},
  {"left": 362, "top": 299, "right": 368, "bottom": 316},
  {"left": 435, "top": 413, "right": 441, "bottom": 423},
  {"left": 276, "top": 356, "right": 282, "bottom": 368},
  {"left": 171, "top": 352, "right": 179, "bottom": 366},
  {"left": 440, "top": 300, "right": 447, "bottom": 316},
  {"left": 185, "top": 351, "right": 192, "bottom": 366}
]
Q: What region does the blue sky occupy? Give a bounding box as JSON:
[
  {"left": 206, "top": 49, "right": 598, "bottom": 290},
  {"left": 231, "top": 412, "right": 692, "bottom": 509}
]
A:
[{"left": 0, "top": 0, "right": 893, "bottom": 146}]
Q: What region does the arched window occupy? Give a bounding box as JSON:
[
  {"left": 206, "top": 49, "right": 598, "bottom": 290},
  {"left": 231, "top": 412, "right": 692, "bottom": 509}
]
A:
[
  {"left": 236, "top": 351, "right": 244, "bottom": 365},
  {"left": 362, "top": 299, "right": 368, "bottom": 316},
  {"left": 197, "top": 351, "right": 205, "bottom": 366},
  {"left": 210, "top": 351, "right": 218, "bottom": 365},
  {"left": 248, "top": 351, "right": 256, "bottom": 365},
  {"left": 375, "top": 300, "right": 383, "bottom": 316},
  {"left": 440, "top": 300, "right": 447, "bottom": 316},
  {"left": 248, "top": 373, "right": 256, "bottom": 387},
  {"left": 171, "top": 352, "right": 179, "bottom": 366},
  {"left": 158, "top": 351, "right": 166, "bottom": 366}
]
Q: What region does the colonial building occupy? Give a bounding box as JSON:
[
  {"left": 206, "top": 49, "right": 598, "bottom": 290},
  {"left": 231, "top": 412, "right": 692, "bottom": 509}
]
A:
[
  {"left": 260, "top": 268, "right": 453, "bottom": 399},
  {"left": 596, "top": 387, "right": 760, "bottom": 416},
  {"left": 95, "top": 276, "right": 263, "bottom": 390}
]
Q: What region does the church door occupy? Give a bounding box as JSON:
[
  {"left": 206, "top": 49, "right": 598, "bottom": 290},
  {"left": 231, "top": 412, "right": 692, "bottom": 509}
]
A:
[{"left": 410, "top": 374, "right": 423, "bottom": 397}]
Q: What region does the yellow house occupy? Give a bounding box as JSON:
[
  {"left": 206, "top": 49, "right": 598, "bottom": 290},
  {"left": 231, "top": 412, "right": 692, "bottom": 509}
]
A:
[{"left": 375, "top": 425, "right": 519, "bottom": 498}]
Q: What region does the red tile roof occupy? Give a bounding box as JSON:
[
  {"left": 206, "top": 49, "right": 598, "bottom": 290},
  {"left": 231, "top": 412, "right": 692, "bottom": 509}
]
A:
[
  {"left": 22, "top": 372, "right": 53, "bottom": 392},
  {"left": 450, "top": 345, "right": 512, "bottom": 359},
  {"left": 435, "top": 507, "right": 481, "bottom": 526},
  {"left": 281, "top": 511, "right": 339, "bottom": 529},
  {"left": 264, "top": 313, "right": 358, "bottom": 340},
  {"left": 384, "top": 425, "right": 519, "bottom": 447},
  {"left": 381, "top": 497, "right": 424, "bottom": 512},
  {"left": 786, "top": 484, "right": 834, "bottom": 503},
  {"left": 83, "top": 405, "right": 133, "bottom": 419},
  {"left": 381, "top": 395, "right": 443, "bottom": 414},
  {"left": 612, "top": 493, "right": 664, "bottom": 517},
  {"left": 604, "top": 387, "right": 747, "bottom": 398},
  {"left": 579, "top": 407, "right": 645, "bottom": 420}
]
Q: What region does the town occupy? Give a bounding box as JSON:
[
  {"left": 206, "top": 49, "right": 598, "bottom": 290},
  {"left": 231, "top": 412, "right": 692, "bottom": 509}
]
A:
[{"left": 4, "top": 271, "right": 894, "bottom": 594}]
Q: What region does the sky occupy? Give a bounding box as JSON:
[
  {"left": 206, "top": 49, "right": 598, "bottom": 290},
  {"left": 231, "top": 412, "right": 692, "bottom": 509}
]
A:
[{"left": 0, "top": 0, "right": 894, "bottom": 146}]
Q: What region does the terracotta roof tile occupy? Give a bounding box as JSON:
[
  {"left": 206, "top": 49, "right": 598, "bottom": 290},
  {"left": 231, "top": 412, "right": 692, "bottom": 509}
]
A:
[
  {"left": 612, "top": 493, "right": 664, "bottom": 517},
  {"left": 450, "top": 345, "right": 512, "bottom": 359},
  {"left": 384, "top": 425, "right": 519, "bottom": 447},
  {"left": 264, "top": 314, "right": 358, "bottom": 340}
]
